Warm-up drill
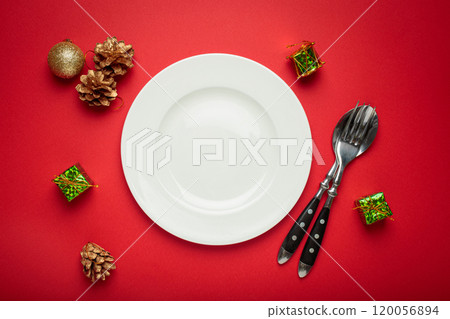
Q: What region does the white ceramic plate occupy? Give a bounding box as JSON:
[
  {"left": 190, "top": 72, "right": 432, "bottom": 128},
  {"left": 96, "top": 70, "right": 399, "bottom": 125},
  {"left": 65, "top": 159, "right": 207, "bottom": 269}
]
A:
[{"left": 121, "top": 54, "right": 311, "bottom": 245}]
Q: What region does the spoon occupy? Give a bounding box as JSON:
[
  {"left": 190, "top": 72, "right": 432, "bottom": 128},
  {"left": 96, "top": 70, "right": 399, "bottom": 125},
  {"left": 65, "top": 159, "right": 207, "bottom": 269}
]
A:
[
  {"left": 278, "top": 104, "right": 370, "bottom": 264},
  {"left": 298, "top": 105, "right": 378, "bottom": 277}
]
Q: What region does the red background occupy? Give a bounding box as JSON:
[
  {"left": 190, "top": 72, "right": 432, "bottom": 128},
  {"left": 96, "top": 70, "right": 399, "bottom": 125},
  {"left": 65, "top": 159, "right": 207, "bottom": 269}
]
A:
[{"left": 1, "top": 0, "right": 449, "bottom": 301}]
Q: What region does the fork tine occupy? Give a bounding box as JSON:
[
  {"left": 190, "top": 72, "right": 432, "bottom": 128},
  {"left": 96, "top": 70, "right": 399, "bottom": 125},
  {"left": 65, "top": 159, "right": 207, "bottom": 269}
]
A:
[
  {"left": 351, "top": 106, "right": 370, "bottom": 144},
  {"left": 348, "top": 105, "right": 367, "bottom": 143},
  {"left": 354, "top": 107, "right": 376, "bottom": 145},
  {"left": 341, "top": 104, "right": 360, "bottom": 141}
]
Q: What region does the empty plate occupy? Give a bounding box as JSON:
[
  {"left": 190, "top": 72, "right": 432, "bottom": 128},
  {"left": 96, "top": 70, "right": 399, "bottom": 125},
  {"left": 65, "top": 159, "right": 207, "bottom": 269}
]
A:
[{"left": 121, "top": 54, "right": 311, "bottom": 245}]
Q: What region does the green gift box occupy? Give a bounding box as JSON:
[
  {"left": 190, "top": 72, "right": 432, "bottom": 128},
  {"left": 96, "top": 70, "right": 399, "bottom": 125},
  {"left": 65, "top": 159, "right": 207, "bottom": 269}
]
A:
[
  {"left": 355, "top": 192, "right": 393, "bottom": 225},
  {"left": 53, "top": 163, "right": 97, "bottom": 202},
  {"left": 287, "top": 41, "right": 324, "bottom": 78}
]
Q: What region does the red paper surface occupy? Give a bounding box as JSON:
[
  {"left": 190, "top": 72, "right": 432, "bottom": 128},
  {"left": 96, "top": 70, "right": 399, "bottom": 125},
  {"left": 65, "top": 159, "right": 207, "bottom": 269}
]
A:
[{"left": 1, "top": 0, "right": 449, "bottom": 301}]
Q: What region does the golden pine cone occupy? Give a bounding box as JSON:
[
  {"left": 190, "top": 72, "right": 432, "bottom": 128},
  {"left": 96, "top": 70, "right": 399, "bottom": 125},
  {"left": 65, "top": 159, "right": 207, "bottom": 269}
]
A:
[
  {"left": 75, "top": 70, "right": 118, "bottom": 107},
  {"left": 80, "top": 242, "right": 116, "bottom": 282},
  {"left": 93, "top": 36, "right": 134, "bottom": 77}
]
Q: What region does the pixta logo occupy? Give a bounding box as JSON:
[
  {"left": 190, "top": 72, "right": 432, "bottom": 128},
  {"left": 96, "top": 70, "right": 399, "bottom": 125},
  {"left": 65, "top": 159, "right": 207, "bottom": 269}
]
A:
[
  {"left": 125, "top": 128, "right": 325, "bottom": 176},
  {"left": 125, "top": 128, "right": 172, "bottom": 176},
  {"left": 192, "top": 138, "right": 325, "bottom": 166}
]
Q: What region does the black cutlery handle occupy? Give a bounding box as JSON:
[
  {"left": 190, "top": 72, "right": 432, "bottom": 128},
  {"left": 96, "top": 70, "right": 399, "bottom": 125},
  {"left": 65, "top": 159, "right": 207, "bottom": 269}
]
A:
[
  {"left": 299, "top": 206, "right": 330, "bottom": 267},
  {"left": 281, "top": 197, "right": 320, "bottom": 254}
]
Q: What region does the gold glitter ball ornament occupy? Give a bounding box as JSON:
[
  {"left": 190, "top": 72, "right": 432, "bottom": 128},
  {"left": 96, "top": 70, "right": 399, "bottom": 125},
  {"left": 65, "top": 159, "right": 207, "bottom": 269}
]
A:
[{"left": 47, "top": 39, "right": 85, "bottom": 79}]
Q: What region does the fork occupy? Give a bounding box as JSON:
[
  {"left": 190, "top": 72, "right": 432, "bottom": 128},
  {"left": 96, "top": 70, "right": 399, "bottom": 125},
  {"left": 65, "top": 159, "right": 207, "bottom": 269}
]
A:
[
  {"left": 277, "top": 105, "right": 362, "bottom": 265},
  {"left": 298, "top": 105, "right": 377, "bottom": 277}
]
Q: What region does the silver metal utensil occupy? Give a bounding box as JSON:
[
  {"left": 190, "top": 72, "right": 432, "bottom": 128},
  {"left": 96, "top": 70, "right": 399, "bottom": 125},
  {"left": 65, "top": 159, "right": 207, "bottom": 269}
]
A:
[
  {"left": 298, "top": 105, "right": 378, "bottom": 277},
  {"left": 278, "top": 104, "right": 367, "bottom": 264}
]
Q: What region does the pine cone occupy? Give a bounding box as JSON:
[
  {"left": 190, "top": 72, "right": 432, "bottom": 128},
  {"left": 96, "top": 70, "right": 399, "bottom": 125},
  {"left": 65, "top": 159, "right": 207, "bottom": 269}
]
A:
[
  {"left": 80, "top": 242, "right": 116, "bottom": 282},
  {"left": 93, "top": 36, "right": 134, "bottom": 77},
  {"left": 75, "top": 70, "right": 118, "bottom": 107}
]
